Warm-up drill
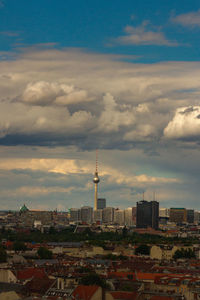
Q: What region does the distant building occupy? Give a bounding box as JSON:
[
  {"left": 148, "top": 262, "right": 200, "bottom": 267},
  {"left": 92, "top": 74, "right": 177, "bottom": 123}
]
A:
[
  {"left": 124, "top": 207, "right": 134, "bottom": 226},
  {"left": 132, "top": 207, "right": 137, "bottom": 225},
  {"left": 80, "top": 206, "right": 93, "bottom": 224},
  {"left": 19, "top": 204, "right": 29, "bottom": 213},
  {"left": 18, "top": 209, "right": 53, "bottom": 227},
  {"left": 159, "top": 208, "right": 169, "bottom": 218},
  {"left": 93, "top": 209, "right": 103, "bottom": 223},
  {"left": 136, "top": 200, "right": 159, "bottom": 230},
  {"left": 114, "top": 209, "right": 125, "bottom": 226},
  {"left": 102, "top": 207, "right": 114, "bottom": 224},
  {"left": 169, "top": 208, "right": 187, "bottom": 223},
  {"left": 187, "top": 209, "right": 194, "bottom": 223},
  {"left": 97, "top": 198, "right": 106, "bottom": 210},
  {"left": 159, "top": 208, "right": 169, "bottom": 225},
  {"left": 70, "top": 208, "right": 81, "bottom": 223},
  {"left": 194, "top": 211, "right": 200, "bottom": 223}
]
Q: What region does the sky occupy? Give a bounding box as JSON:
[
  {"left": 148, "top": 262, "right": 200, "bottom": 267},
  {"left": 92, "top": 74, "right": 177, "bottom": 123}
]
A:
[{"left": 1, "top": 0, "right": 200, "bottom": 210}]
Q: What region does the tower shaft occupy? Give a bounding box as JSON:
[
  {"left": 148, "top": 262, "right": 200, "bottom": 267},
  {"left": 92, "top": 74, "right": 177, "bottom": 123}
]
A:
[
  {"left": 94, "top": 183, "right": 98, "bottom": 211},
  {"left": 93, "top": 150, "right": 100, "bottom": 211}
]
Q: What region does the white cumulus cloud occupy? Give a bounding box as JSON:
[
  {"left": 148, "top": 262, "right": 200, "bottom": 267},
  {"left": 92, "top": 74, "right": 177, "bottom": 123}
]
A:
[
  {"left": 116, "top": 22, "right": 178, "bottom": 46},
  {"left": 164, "top": 106, "right": 200, "bottom": 139},
  {"left": 98, "top": 93, "right": 135, "bottom": 132},
  {"left": 171, "top": 10, "right": 200, "bottom": 27},
  {"left": 22, "top": 81, "right": 90, "bottom": 106}
]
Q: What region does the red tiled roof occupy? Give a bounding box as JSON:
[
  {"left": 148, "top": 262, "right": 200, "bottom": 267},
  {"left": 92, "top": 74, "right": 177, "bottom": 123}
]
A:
[
  {"left": 108, "top": 272, "right": 136, "bottom": 280},
  {"left": 72, "top": 285, "right": 99, "bottom": 300},
  {"left": 110, "top": 291, "right": 138, "bottom": 300},
  {"left": 5, "top": 241, "right": 13, "bottom": 248},
  {"left": 16, "top": 267, "right": 47, "bottom": 280},
  {"left": 137, "top": 272, "right": 164, "bottom": 281},
  {"left": 150, "top": 296, "right": 173, "bottom": 300},
  {"left": 25, "top": 277, "right": 55, "bottom": 294}
]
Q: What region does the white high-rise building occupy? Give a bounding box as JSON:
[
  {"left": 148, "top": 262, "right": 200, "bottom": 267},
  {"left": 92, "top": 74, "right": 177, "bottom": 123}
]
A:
[
  {"left": 124, "top": 207, "right": 133, "bottom": 226},
  {"left": 80, "top": 206, "right": 93, "bottom": 224},
  {"left": 114, "top": 209, "right": 125, "bottom": 226},
  {"left": 102, "top": 207, "right": 114, "bottom": 224},
  {"left": 93, "top": 209, "right": 103, "bottom": 223}
]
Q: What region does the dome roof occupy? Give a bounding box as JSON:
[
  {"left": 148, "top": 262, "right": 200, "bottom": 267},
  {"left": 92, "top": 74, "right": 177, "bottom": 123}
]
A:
[{"left": 20, "top": 204, "right": 29, "bottom": 213}]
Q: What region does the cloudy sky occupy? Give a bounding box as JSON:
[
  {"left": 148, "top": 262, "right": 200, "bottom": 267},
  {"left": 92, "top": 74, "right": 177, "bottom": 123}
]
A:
[{"left": 0, "top": 0, "right": 200, "bottom": 210}]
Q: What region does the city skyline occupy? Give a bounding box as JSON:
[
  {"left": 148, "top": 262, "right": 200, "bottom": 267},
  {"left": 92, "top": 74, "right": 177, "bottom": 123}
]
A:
[{"left": 1, "top": 1, "right": 200, "bottom": 210}]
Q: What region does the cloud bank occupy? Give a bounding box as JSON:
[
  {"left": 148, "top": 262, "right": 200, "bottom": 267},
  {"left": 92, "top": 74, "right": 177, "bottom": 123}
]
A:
[{"left": 0, "top": 47, "right": 200, "bottom": 209}]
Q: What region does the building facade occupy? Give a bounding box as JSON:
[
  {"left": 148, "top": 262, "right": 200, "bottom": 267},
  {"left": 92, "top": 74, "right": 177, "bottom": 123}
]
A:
[
  {"left": 97, "top": 198, "right": 106, "bottom": 210},
  {"left": 169, "top": 208, "right": 187, "bottom": 223},
  {"left": 80, "top": 206, "right": 93, "bottom": 224},
  {"left": 136, "top": 200, "right": 159, "bottom": 230}
]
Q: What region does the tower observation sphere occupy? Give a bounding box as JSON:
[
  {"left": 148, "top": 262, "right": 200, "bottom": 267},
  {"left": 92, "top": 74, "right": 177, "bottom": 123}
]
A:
[
  {"left": 93, "top": 172, "right": 100, "bottom": 184},
  {"left": 93, "top": 150, "right": 100, "bottom": 211}
]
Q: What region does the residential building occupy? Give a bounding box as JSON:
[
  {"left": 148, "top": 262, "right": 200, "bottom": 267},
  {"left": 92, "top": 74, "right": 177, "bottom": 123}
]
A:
[
  {"left": 169, "top": 208, "right": 187, "bottom": 223},
  {"left": 70, "top": 208, "right": 81, "bottom": 223}
]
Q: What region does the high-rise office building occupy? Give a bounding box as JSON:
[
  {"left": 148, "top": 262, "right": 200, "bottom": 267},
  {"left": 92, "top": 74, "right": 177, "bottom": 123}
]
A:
[
  {"left": 114, "top": 209, "right": 125, "bottom": 226},
  {"left": 102, "top": 207, "right": 114, "bottom": 224},
  {"left": 80, "top": 206, "right": 93, "bottom": 224},
  {"left": 124, "top": 207, "right": 134, "bottom": 226},
  {"left": 93, "top": 209, "right": 103, "bottom": 223},
  {"left": 97, "top": 198, "right": 106, "bottom": 210},
  {"left": 136, "top": 200, "right": 159, "bottom": 230}
]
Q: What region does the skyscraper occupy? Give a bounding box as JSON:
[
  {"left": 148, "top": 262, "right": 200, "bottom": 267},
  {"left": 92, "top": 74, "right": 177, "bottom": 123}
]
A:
[
  {"left": 136, "top": 200, "right": 159, "bottom": 230},
  {"left": 102, "top": 207, "right": 114, "bottom": 224},
  {"left": 93, "top": 150, "right": 100, "bottom": 211},
  {"left": 97, "top": 198, "right": 106, "bottom": 210},
  {"left": 80, "top": 206, "right": 93, "bottom": 224}
]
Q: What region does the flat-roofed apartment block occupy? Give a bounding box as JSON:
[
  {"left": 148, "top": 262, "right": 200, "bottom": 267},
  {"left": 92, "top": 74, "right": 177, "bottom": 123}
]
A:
[{"left": 169, "top": 208, "right": 187, "bottom": 223}]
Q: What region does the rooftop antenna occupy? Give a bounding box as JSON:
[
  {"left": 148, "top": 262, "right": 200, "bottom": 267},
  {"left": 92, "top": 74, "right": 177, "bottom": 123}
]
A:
[{"left": 96, "top": 149, "right": 98, "bottom": 173}]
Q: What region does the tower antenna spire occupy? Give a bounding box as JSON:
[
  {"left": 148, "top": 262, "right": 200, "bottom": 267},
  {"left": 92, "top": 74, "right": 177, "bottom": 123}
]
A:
[{"left": 96, "top": 149, "right": 98, "bottom": 173}]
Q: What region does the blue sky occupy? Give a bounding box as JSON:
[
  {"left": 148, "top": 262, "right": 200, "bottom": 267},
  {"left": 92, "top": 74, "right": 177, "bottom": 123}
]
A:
[
  {"left": 1, "top": 0, "right": 200, "bottom": 61},
  {"left": 1, "top": 1, "right": 200, "bottom": 210}
]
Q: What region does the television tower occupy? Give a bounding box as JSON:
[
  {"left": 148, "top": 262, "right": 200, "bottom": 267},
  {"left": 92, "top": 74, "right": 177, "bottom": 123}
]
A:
[{"left": 93, "top": 149, "right": 100, "bottom": 211}]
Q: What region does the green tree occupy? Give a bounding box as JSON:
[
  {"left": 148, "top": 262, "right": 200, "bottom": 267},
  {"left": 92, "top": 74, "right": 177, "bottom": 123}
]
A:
[
  {"left": 173, "top": 248, "right": 196, "bottom": 260},
  {"left": 135, "top": 244, "right": 150, "bottom": 255},
  {"left": 0, "top": 246, "right": 7, "bottom": 262},
  {"left": 37, "top": 247, "right": 53, "bottom": 259},
  {"left": 80, "top": 273, "right": 108, "bottom": 288},
  {"left": 13, "top": 241, "right": 27, "bottom": 252}
]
